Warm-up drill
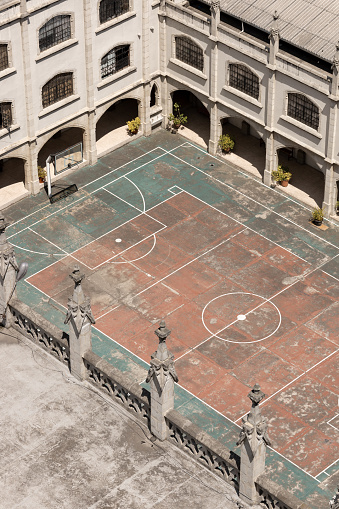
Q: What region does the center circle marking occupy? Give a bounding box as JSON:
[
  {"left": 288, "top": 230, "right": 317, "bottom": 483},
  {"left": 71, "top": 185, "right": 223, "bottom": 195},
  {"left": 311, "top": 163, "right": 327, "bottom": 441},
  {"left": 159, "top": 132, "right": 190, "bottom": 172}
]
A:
[{"left": 202, "top": 292, "right": 281, "bottom": 344}]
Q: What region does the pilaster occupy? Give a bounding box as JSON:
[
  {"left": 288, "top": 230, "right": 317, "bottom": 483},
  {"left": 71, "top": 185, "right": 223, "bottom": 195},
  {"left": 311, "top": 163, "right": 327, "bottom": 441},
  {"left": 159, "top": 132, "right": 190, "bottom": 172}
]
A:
[
  {"left": 83, "top": 0, "right": 97, "bottom": 165},
  {"left": 159, "top": 1, "right": 169, "bottom": 127},
  {"left": 64, "top": 266, "right": 95, "bottom": 381},
  {"left": 146, "top": 321, "right": 178, "bottom": 441},
  {"left": 208, "top": 1, "right": 220, "bottom": 155},
  {"left": 264, "top": 13, "right": 280, "bottom": 184},
  {"left": 237, "top": 384, "right": 271, "bottom": 505}
]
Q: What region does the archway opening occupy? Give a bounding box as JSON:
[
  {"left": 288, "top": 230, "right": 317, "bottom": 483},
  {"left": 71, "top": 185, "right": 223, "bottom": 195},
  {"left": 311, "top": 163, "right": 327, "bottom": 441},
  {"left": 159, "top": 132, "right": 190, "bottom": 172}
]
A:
[
  {"left": 0, "top": 157, "right": 27, "bottom": 207},
  {"left": 221, "top": 117, "right": 266, "bottom": 179},
  {"left": 171, "top": 90, "right": 210, "bottom": 149},
  {"left": 276, "top": 147, "right": 325, "bottom": 208},
  {"left": 96, "top": 98, "right": 139, "bottom": 156},
  {"left": 38, "top": 127, "right": 84, "bottom": 173},
  {"left": 150, "top": 84, "right": 158, "bottom": 107}
]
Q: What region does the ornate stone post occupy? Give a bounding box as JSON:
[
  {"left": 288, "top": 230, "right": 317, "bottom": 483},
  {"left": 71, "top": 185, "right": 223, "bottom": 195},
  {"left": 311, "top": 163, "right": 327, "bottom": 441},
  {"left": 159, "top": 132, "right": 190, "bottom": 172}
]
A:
[
  {"left": 330, "top": 487, "right": 339, "bottom": 509},
  {"left": 0, "top": 213, "right": 19, "bottom": 327},
  {"left": 64, "top": 266, "right": 95, "bottom": 381},
  {"left": 146, "top": 321, "right": 178, "bottom": 441},
  {"left": 237, "top": 384, "right": 271, "bottom": 505}
]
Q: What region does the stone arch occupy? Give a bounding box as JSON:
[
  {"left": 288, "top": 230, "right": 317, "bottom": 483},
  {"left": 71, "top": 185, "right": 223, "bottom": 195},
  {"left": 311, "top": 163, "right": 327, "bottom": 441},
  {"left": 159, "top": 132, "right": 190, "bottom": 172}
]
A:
[
  {"left": 95, "top": 96, "right": 140, "bottom": 156},
  {"left": 0, "top": 156, "right": 27, "bottom": 207},
  {"left": 170, "top": 89, "right": 210, "bottom": 149},
  {"left": 219, "top": 114, "right": 266, "bottom": 178},
  {"left": 275, "top": 143, "right": 325, "bottom": 208},
  {"left": 150, "top": 83, "right": 159, "bottom": 108},
  {"left": 37, "top": 126, "right": 85, "bottom": 174}
]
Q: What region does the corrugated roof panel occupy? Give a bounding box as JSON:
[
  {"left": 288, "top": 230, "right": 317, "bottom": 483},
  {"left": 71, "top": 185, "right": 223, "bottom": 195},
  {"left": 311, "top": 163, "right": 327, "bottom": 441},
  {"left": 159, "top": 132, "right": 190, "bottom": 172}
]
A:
[{"left": 204, "top": 0, "right": 338, "bottom": 60}]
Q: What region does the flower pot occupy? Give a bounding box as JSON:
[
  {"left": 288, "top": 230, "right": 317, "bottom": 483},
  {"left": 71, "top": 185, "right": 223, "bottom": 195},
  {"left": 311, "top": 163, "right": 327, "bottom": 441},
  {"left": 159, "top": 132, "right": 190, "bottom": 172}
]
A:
[
  {"left": 312, "top": 219, "right": 323, "bottom": 226},
  {"left": 39, "top": 177, "right": 44, "bottom": 183},
  {"left": 281, "top": 180, "right": 289, "bottom": 187}
]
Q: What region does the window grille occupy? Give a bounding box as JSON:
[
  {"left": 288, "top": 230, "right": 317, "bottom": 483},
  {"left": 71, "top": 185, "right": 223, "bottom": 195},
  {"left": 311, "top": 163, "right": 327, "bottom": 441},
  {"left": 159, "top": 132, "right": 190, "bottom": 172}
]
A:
[
  {"left": 287, "top": 93, "right": 319, "bottom": 130},
  {"left": 229, "top": 63, "right": 259, "bottom": 99},
  {"left": 0, "top": 44, "right": 9, "bottom": 72},
  {"left": 42, "top": 73, "right": 73, "bottom": 108},
  {"left": 0, "top": 102, "right": 12, "bottom": 129},
  {"left": 175, "top": 36, "right": 203, "bottom": 72},
  {"left": 39, "top": 15, "right": 71, "bottom": 52},
  {"left": 99, "top": 0, "right": 129, "bottom": 24},
  {"left": 101, "top": 45, "right": 130, "bottom": 79}
]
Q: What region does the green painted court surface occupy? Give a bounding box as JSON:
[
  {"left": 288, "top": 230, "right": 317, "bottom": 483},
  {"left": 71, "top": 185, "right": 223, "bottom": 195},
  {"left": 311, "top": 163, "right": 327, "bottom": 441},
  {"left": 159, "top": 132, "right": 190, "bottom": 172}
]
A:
[{"left": 4, "top": 130, "right": 339, "bottom": 507}]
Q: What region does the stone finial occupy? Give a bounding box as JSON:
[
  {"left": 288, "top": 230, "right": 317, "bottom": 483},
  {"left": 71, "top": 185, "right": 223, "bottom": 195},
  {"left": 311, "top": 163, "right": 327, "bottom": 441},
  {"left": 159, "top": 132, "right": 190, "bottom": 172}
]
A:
[
  {"left": 330, "top": 487, "right": 339, "bottom": 509},
  {"left": 269, "top": 10, "right": 280, "bottom": 39},
  {"left": 210, "top": 0, "right": 220, "bottom": 13},
  {"left": 146, "top": 321, "right": 178, "bottom": 391},
  {"left": 332, "top": 42, "right": 339, "bottom": 70},
  {"left": 65, "top": 266, "right": 95, "bottom": 380},
  {"left": 237, "top": 383, "right": 271, "bottom": 453}
]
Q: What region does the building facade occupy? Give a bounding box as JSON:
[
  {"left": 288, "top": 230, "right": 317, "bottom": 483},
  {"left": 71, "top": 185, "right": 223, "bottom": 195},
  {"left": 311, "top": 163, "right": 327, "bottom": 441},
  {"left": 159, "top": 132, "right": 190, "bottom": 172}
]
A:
[{"left": 0, "top": 0, "right": 338, "bottom": 217}]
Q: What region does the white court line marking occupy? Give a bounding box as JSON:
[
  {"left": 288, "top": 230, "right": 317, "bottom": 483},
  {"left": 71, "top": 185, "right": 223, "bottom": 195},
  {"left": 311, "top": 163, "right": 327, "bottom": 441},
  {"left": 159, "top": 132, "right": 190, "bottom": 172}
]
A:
[
  {"left": 7, "top": 146, "right": 174, "bottom": 241},
  {"left": 7, "top": 146, "right": 166, "bottom": 230},
  {"left": 133, "top": 228, "right": 247, "bottom": 298},
  {"left": 28, "top": 228, "right": 70, "bottom": 257},
  {"left": 173, "top": 380, "right": 319, "bottom": 481},
  {"left": 124, "top": 176, "right": 146, "bottom": 212},
  {"left": 165, "top": 146, "right": 339, "bottom": 251},
  {"left": 183, "top": 141, "right": 339, "bottom": 228},
  {"left": 316, "top": 457, "right": 339, "bottom": 477},
  {"left": 234, "top": 349, "right": 338, "bottom": 425},
  {"left": 109, "top": 235, "right": 158, "bottom": 265},
  {"left": 201, "top": 292, "right": 281, "bottom": 344}
]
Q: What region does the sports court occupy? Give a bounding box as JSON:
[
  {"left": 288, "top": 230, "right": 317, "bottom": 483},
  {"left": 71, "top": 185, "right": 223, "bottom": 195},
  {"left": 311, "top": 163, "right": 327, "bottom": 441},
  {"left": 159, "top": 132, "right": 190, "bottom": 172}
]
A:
[{"left": 4, "top": 130, "right": 339, "bottom": 504}]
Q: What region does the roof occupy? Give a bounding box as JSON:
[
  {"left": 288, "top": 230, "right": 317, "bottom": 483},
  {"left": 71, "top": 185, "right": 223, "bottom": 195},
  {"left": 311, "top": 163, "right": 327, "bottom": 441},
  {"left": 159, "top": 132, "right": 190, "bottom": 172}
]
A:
[{"left": 201, "top": 0, "right": 338, "bottom": 63}]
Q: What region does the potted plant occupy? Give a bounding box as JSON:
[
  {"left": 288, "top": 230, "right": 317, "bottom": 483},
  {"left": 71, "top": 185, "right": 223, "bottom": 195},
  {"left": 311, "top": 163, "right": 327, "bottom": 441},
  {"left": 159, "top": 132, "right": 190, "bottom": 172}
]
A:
[
  {"left": 312, "top": 207, "right": 324, "bottom": 226},
  {"left": 127, "top": 117, "right": 141, "bottom": 135},
  {"left": 38, "top": 166, "right": 47, "bottom": 183},
  {"left": 218, "top": 134, "right": 235, "bottom": 153},
  {"left": 272, "top": 165, "right": 292, "bottom": 187},
  {"left": 169, "top": 103, "right": 187, "bottom": 130}
]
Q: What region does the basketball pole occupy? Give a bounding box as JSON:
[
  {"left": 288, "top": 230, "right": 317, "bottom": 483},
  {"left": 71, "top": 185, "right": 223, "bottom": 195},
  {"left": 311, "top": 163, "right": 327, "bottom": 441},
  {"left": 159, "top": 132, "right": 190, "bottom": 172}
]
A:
[{"left": 46, "top": 154, "right": 52, "bottom": 198}]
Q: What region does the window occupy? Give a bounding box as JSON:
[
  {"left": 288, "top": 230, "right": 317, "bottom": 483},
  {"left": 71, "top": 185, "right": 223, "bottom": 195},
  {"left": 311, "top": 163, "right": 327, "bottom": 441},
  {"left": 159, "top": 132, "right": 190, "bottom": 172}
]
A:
[
  {"left": 287, "top": 93, "right": 319, "bottom": 130},
  {"left": 42, "top": 73, "right": 73, "bottom": 108},
  {"left": 0, "top": 44, "right": 9, "bottom": 72},
  {"left": 229, "top": 63, "right": 259, "bottom": 99},
  {"left": 175, "top": 36, "right": 203, "bottom": 72},
  {"left": 99, "top": 0, "right": 129, "bottom": 24},
  {"left": 101, "top": 45, "right": 130, "bottom": 79},
  {"left": 0, "top": 102, "right": 12, "bottom": 129},
  {"left": 39, "top": 15, "right": 71, "bottom": 52}
]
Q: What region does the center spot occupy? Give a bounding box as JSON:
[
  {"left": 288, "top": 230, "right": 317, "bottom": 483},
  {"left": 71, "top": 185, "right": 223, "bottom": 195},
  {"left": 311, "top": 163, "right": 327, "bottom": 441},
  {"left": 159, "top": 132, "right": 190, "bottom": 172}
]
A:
[
  {"left": 237, "top": 314, "right": 246, "bottom": 321},
  {"left": 115, "top": 238, "right": 122, "bottom": 243}
]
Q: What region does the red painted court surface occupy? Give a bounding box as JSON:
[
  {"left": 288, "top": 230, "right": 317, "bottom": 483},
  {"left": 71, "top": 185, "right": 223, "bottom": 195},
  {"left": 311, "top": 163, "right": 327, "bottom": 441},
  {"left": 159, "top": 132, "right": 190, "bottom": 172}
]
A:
[{"left": 28, "top": 190, "right": 338, "bottom": 478}]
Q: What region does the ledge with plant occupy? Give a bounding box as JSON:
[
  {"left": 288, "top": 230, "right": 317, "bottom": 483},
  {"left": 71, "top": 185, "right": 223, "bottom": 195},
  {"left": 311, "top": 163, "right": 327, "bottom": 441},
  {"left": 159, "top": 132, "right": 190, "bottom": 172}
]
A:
[
  {"left": 168, "top": 103, "right": 187, "bottom": 130},
  {"left": 38, "top": 166, "right": 47, "bottom": 183},
  {"left": 218, "top": 134, "right": 235, "bottom": 154},
  {"left": 272, "top": 165, "right": 292, "bottom": 187},
  {"left": 127, "top": 117, "right": 141, "bottom": 135}
]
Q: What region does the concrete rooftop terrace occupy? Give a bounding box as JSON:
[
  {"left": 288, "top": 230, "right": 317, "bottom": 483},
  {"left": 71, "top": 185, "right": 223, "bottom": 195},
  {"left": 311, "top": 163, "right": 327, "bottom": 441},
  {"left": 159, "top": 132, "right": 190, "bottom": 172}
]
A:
[
  {"left": 0, "top": 328, "right": 250, "bottom": 509},
  {"left": 2, "top": 129, "right": 339, "bottom": 508}
]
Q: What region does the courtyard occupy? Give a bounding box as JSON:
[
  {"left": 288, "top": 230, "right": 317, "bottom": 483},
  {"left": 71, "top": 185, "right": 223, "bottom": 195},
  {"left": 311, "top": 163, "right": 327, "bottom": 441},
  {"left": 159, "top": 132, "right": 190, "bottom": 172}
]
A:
[{"left": 3, "top": 129, "right": 339, "bottom": 507}]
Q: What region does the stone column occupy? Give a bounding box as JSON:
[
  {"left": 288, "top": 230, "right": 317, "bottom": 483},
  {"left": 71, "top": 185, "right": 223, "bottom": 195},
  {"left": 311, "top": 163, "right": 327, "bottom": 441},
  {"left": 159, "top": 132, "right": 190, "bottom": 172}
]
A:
[
  {"left": 330, "top": 486, "right": 339, "bottom": 509},
  {"left": 208, "top": 1, "right": 220, "bottom": 155},
  {"left": 159, "top": 0, "right": 169, "bottom": 128},
  {"left": 64, "top": 266, "right": 95, "bottom": 381},
  {"left": 0, "top": 213, "right": 19, "bottom": 327},
  {"left": 264, "top": 13, "right": 279, "bottom": 186},
  {"left": 323, "top": 44, "right": 339, "bottom": 217},
  {"left": 146, "top": 321, "right": 178, "bottom": 441},
  {"left": 237, "top": 384, "right": 271, "bottom": 505},
  {"left": 141, "top": 0, "right": 152, "bottom": 136}
]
